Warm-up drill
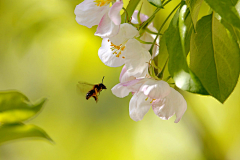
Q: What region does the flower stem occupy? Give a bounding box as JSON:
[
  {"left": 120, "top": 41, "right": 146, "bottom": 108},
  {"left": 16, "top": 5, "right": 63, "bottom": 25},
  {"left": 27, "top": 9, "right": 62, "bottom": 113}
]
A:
[
  {"left": 122, "top": 7, "right": 129, "bottom": 23},
  {"left": 121, "top": 0, "right": 141, "bottom": 24},
  {"left": 149, "top": 2, "right": 181, "bottom": 55}
]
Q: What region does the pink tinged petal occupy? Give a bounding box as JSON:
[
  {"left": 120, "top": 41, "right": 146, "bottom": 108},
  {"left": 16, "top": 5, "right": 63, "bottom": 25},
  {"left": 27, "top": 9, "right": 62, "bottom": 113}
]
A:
[
  {"left": 109, "top": 23, "right": 139, "bottom": 45},
  {"left": 124, "top": 39, "right": 151, "bottom": 77},
  {"left": 129, "top": 92, "right": 151, "bottom": 121},
  {"left": 119, "top": 65, "right": 136, "bottom": 83},
  {"left": 111, "top": 78, "right": 145, "bottom": 98},
  {"left": 131, "top": 11, "right": 159, "bottom": 57},
  {"left": 152, "top": 88, "right": 187, "bottom": 123},
  {"left": 140, "top": 79, "right": 171, "bottom": 99},
  {"left": 109, "top": 1, "right": 123, "bottom": 25},
  {"left": 98, "top": 38, "right": 125, "bottom": 67},
  {"left": 74, "top": 0, "right": 109, "bottom": 28},
  {"left": 131, "top": 10, "right": 149, "bottom": 24},
  {"left": 95, "top": 13, "right": 120, "bottom": 38}
]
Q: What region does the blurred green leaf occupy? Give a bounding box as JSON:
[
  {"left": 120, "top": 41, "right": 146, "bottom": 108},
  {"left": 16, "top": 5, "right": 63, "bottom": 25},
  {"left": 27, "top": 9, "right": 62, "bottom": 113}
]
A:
[
  {"left": 0, "top": 91, "right": 47, "bottom": 123},
  {"left": 190, "top": 13, "right": 240, "bottom": 103},
  {"left": 186, "top": 0, "right": 203, "bottom": 29},
  {"left": 165, "top": 6, "right": 208, "bottom": 95},
  {"left": 0, "top": 123, "right": 53, "bottom": 145},
  {"left": 204, "top": 0, "right": 240, "bottom": 30},
  {"left": 147, "top": 0, "right": 162, "bottom": 8}
]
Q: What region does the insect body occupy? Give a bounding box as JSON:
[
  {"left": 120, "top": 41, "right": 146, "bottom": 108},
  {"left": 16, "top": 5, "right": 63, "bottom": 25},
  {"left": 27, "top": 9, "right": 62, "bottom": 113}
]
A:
[{"left": 77, "top": 77, "right": 107, "bottom": 102}]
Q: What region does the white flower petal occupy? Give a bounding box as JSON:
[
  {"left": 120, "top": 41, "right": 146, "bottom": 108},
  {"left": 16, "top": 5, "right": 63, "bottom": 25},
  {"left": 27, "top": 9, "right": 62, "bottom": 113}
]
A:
[
  {"left": 74, "top": 0, "right": 109, "bottom": 28},
  {"left": 95, "top": 13, "right": 120, "bottom": 38},
  {"left": 98, "top": 38, "right": 125, "bottom": 67},
  {"left": 109, "top": 1, "right": 123, "bottom": 25},
  {"left": 140, "top": 79, "right": 171, "bottom": 99},
  {"left": 111, "top": 83, "right": 131, "bottom": 98},
  {"left": 124, "top": 39, "right": 151, "bottom": 77},
  {"left": 111, "top": 79, "right": 145, "bottom": 97},
  {"left": 131, "top": 10, "right": 149, "bottom": 24},
  {"left": 131, "top": 10, "right": 159, "bottom": 57},
  {"left": 129, "top": 92, "right": 151, "bottom": 121},
  {"left": 109, "top": 23, "right": 139, "bottom": 45},
  {"left": 119, "top": 65, "right": 136, "bottom": 83},
  {"left": 152, "top": 88, "right": 187, "bottom": 123}
]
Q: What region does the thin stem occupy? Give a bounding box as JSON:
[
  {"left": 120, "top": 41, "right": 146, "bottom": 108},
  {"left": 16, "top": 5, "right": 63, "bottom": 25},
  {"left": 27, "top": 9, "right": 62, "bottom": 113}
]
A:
[
  {"left": 122, "top": 7, "right": 129, "bottom": 23},
  {"left": 136, "top": 37, "right": 154, "bottom": 44},
  {"left": 145, "top": 28, "right": 163, "bottom": 35},
  {"left": 136, "top": 37, "right": 160, "bottom": 47},
  {"left": 137, "top": 3, "right": 143, "bottom": 24},
  {"left": 158, "top": 57, "right": 169, "bottom": 79},
  {"left": 149, "top": 2, "right": 181, "bottom": 54},
  {"left": 139, "top": 7, "right": 161, "bottom": 31}
]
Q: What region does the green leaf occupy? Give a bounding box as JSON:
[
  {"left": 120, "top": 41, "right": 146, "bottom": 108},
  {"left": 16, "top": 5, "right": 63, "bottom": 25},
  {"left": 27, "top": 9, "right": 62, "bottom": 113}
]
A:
[
  {"left": 190, "top": 13, "right": 240, "bottom": 103},
  {"left": 0, "top": 123, "right": 53, "bottom": 145},
  {"left": 221, "top": 18, "right": 240, "bottom": 48},
  {"left": 147, "top": 0, "right": 162, "bottom": 8},
  {"left": 186, "top": 0, "right": 203, "bottom": 29},
  {"left": 0, "top": 91, "right": 47, "bottom": 123},
  {"left": 121, "top": 0, "right": 141, "bottom": 23},
  {"left": 178, "top": 5, "right": 193, "bottom": 56},
  {"left": 204, "top": 0, "right": 240, "bottom": 30},
  {"left": 154, "top": 34, "right": 168, "bottom": 71},
  {"left": 165, "top": 6, "right": 208, "bottom": 94}
]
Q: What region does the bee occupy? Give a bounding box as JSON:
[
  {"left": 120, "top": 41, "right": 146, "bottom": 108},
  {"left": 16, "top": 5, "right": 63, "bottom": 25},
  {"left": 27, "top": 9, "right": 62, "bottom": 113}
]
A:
[{"left": 77, "top": 77, "right": 107, "bottom": 102}]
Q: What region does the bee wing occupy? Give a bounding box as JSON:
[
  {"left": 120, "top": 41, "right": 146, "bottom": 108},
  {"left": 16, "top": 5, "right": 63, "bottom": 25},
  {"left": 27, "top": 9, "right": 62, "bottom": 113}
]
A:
[{"left": 76, "top": 82, "right": 94, "bottom": 97}]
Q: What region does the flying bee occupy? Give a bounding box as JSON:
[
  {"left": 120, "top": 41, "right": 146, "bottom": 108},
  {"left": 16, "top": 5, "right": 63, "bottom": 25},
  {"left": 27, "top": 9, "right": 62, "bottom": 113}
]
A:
[{"left": 77, "top": 77, "right": 107, "bottom": 102}]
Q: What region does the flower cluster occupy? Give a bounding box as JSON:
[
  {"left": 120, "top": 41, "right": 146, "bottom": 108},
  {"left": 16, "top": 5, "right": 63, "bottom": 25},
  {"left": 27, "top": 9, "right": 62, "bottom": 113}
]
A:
[{"left": 74, "top": 0, "right": 187, "bottom": 123}]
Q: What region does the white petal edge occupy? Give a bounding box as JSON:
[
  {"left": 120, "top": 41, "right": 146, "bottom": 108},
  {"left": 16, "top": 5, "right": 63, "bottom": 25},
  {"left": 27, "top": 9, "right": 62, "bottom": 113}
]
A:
[
  {"left": 140, "top": 79, "right": 171, "bottom": 99},
  {"left": 119, "top": 65, "right": 136, "bottom": 83},
  {"left": 111, "top": 79, "right": 145, "bottom": 98},
  {"left": 95, "top": 12, "right": 120, "bottom": 38},
  {"left": 98, "top": 38, "right": 125, "bottom": 67},
  {"left": 152, "top": 88, "right": 187, "bottom": 123},
  {"left": 129, "top": 92, "right": 151, "bottom": 121},
  {"left": 124, "top": 39, "right": 151, "bottom": 77},
  {"left": 109, "top": 1, "right": 123, "bottom": 25},
  {"left": 109, "top": 23, "right": 139, "bottom": 45},
  {"left": 74, "top": 0, "right": 109, "bottom": 28}
]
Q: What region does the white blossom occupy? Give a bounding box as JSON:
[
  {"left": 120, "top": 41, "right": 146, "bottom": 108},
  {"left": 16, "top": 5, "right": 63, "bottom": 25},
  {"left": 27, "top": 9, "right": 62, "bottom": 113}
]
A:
[
  {"left": 74, "top": 0, "right": 123, "bottom": 37},
  {"left": 112, "top": 78, "right": 187, "bottom": 122}
]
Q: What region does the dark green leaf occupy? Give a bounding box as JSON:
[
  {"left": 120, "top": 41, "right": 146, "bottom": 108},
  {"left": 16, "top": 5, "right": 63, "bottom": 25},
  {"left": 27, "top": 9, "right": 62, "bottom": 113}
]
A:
[
  {"left": 121, "top": 0, "right": 141, "bottom": 23},
  {"left": 186, "top": 0, "right": 203, "bottom": 29},
  {"left": 0, "top": 123, "right": 53, "bottom": 145},
  {"left": 0, "top": 91, "right": 47, "bottom": 123},
  {"left": 165, "top": 6, "right": 208, "bottom": 94},
  {"left": 147, "top": 0, "right": 162, "bottom": 8},
  {"left": 204, "top": 0, "right": 240, "bottom": 29},
  {"left": 190, "top": 13, "right": 240, "bottom": 103}
]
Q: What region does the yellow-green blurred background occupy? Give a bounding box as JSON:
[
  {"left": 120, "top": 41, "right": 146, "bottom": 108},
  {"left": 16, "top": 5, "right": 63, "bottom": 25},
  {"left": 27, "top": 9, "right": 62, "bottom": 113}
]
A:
[{"left": 0, "top": 0, "right": 240, "bottom": 159}]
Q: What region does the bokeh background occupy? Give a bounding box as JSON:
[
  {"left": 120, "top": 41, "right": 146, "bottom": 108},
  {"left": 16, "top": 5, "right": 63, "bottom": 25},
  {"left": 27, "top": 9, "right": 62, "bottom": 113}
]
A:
[{"left": 0, "top": 0, "right": 240, "bottom": 159}]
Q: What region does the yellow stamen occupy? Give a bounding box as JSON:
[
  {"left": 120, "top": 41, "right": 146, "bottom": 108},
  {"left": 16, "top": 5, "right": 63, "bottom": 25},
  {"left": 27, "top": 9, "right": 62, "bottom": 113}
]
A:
[
  {"left": 108, "top": 41, "right": 126, "bottom": 58},
  {"left": 150, "top": 99, "right": 156, "bottom": 104},
  {"left": 116, "top": 51, "right": 121, "bottom": 57}
]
